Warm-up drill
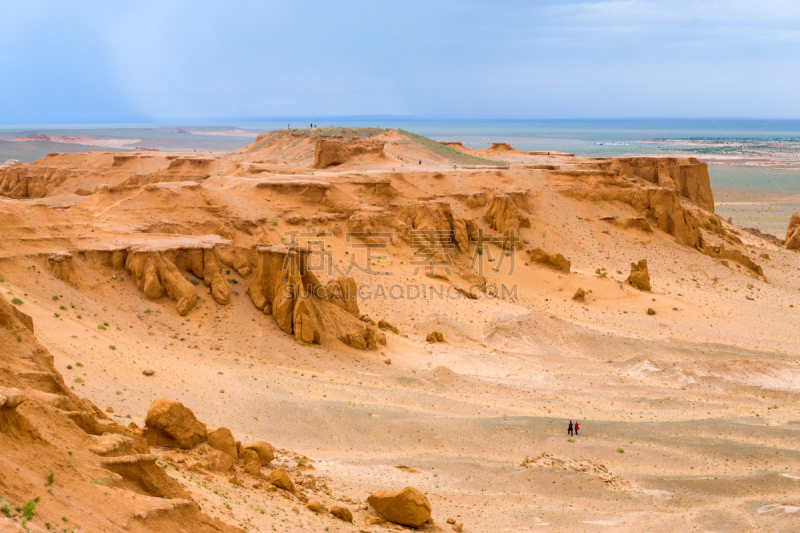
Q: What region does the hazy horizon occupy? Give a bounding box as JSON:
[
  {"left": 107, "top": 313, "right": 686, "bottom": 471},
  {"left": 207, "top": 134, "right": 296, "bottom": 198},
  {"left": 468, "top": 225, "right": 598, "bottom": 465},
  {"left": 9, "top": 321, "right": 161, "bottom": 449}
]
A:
[{"left": 3, "top": 1, "right": 800, "bottom": 126}]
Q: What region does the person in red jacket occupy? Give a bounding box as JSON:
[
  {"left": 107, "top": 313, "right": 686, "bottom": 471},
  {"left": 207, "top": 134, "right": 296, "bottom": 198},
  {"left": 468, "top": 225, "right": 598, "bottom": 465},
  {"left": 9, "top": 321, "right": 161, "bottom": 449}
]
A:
[{"left": 574, "top": 421, "right": 580, "bottom": 436}]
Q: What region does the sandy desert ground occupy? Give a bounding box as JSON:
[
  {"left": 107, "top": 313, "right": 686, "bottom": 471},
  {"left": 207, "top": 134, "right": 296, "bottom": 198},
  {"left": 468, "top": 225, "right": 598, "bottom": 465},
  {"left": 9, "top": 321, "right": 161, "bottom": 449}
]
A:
[{"left": 1, "top": 127, "right": 800, "bottom": 533}]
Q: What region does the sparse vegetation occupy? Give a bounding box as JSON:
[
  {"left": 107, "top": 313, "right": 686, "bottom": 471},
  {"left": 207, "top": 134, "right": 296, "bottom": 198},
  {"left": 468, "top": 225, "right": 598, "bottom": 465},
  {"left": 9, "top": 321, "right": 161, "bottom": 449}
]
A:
[
  {"left": 11, "top": 297, "right": 23, "bottom": 305},
  {"left": 46, "top": 472, "right": 54, "bottom": 486},
  {"left": 109, "top": 345, "right": 116, "bottom": 350},
  {"left": 21, "top": 500, "right": 35, "bottom": 520}
]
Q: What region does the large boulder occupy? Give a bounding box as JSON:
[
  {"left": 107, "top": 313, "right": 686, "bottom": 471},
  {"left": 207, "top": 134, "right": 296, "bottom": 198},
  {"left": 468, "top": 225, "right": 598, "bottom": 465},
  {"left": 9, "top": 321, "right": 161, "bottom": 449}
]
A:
[
  {"left": 367, "top": 486, "right": 432, "bottom": 527},
  {"left": 330, "top": 506, "right": 353, "bottom": 523},
  {"left": 207, "top": 427, "right": 237, "bottom": 459},
  {"left": 243, "top": 441, "right": 275, "bottom": 465},
  {"left": 205, "top": 450, "right": 234, "bottom": 473},
  {"left": 242, "top": 449, "right": 261, "bottom": 476},
  {"left": 268, "top": 469, "right": 295, "bottom": 492},
  {"left": 626, "top": 259, "right": 651, "bottom": 291},
  {"left": 786, "top": 213, "right": 800, "bottom": 250},
  {"left": 144, "top": 398, "right": 207, "bottom": 449}
]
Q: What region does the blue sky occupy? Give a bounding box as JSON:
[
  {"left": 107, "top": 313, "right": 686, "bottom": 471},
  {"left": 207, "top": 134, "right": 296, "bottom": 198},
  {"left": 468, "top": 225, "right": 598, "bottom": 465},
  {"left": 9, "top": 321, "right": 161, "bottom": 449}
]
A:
[{"left": 1, "top": 0, "right": 800, "bottom": 124}]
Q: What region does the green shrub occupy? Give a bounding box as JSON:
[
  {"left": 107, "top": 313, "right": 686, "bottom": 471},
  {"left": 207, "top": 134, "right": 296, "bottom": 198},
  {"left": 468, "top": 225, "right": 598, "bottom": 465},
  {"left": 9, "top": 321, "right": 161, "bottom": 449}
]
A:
[
  {"left": 144, "top": 307, "right": 153, "bottom": 314},
  {"left": 97, "top": 324, "right": 107, "bottom": 330},
  {"left": 52, "top": 295, "right": 59, "bottom": 301},
  {"left": 46, "top": 472, "right": 54, "bottom": 486},
  {"left": 109, "top": 345, "right": 116, "bottom": 350},
  {"left": 617, "top": 447, "right": 625, "bottom": 453},
  {"left": 11, "top": 297, "right": 23, "bottom": 305},
  {"left": 21, "top": 500, "right": 35, "bottom": 520}
]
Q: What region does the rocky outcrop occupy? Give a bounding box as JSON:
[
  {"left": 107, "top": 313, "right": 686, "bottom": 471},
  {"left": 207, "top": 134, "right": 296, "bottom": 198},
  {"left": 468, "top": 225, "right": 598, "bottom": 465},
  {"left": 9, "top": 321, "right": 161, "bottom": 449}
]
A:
[
  {"left": 626, "top": 260, "right": 651, "bottom": 291},
  {"left": 600, "top": 217, "right": 652, "bottom": 233},
  {"left": 564, "top": 187, "right": 704, "bottom": 249},
  {"left": 483, "top": 194, "right": 531, "bottom": 235},
  {"left": 705, "top": 244, "right": 764, "bottom": 276},
  {"left": 48, "top": 252, "right": 73, "bottom": 282},
  {"left": 573, "top": 288, "right": 585, "bottom": 302},
  {"left": 392, "top": 201, "right": 477, "bottom": 252},
  {"left": 527, "top": 248, "right": 571, "bottom": 272},
  {"left": 0, "top": 291, "right": 238, "bottom": 532},
  {"left": 144, "top": 398, "right": 208, "bottom": 449},
  {"left": 246, "top": 245, "right": 384, "bottom": 349},
  {"left": 367, "top": 486, "right": 432, "bottom": 527},
  {"left": 611, "top": 157, "right": 714, "bottom": 212},
  {"left": 426, "top": 331, "right": 445, "bottom": 343},
  {"left": 99, "top": 454, "right": 191, "bottom": 499},
  {"left": 123, "top": 244, "right": 231, "bottom": 314},
  {"left": 0, "top": 162, "right": 75, "bottom": 198},
  {"left": 742, "top": 227, "right": 784, "bottom": 247},
  {"left": 786, "top": 213, "right": 800, "bottom": 250},
  {"left": 314, "top": 139, "right": 385, "bottom": 168}
]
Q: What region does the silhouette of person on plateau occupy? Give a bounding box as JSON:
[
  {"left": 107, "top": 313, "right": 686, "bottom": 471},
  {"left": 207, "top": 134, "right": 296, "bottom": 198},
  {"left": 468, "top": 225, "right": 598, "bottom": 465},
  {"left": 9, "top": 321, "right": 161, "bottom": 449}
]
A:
[{"left": 568, "top": 420, "right": 574, "bottom": 436}]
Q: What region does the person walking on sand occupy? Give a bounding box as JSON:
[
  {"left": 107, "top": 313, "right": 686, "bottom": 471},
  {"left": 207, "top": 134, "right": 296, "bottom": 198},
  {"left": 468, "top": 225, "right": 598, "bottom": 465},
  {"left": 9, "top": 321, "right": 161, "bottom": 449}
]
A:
[
  {"left": 453, "top": 162, "right": 457, "bottom": 170},
  {"left": 568, "top": 420, "right": 574, "bottom": 436},
  {"left": 574, "top": 421, "right": 580, "bottom": 436}
]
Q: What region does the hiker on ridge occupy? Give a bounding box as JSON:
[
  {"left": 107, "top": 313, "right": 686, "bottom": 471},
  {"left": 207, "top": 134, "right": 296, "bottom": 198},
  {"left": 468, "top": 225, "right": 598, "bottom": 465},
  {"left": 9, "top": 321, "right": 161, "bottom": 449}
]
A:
[{"left": 568, "top": 420, "right": 574, "bottom": 436}]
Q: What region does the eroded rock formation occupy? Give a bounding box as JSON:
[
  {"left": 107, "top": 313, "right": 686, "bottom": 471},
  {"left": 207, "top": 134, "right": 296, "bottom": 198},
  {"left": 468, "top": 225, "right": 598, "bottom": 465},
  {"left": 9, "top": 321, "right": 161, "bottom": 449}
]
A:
[
  {"left": 528, "top": 248, "right": 571, "bottom": 272},
  {"left": 483, "top": 194, "right": 531, "bottom": 235},
  {"left": 246, "top": 245, "right": 385, "bottom": 349},
  {"left": 610, "top": 157, "right": 714, "bottom": 212},
  {"left": 314, "top": 139, "right": 385, "bottom": 168},
  {"left": 626, "top": 260, "right": 651, "bottom": 291},
  {"left": 786, "top": 213, "right": 800, "bottom": 250},
  {"left": 0, "top": 293, "right": 237, "bottom": 532}
]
